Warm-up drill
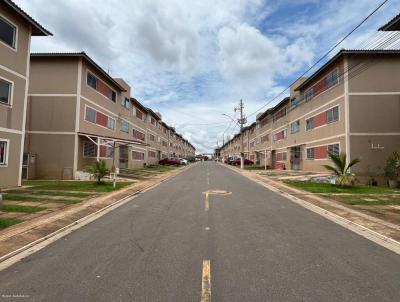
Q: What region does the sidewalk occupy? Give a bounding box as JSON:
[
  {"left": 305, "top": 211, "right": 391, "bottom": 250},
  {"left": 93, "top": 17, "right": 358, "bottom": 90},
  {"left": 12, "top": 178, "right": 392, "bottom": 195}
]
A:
[
  {"left": 0, "top": 164, "right": 193, "bottom": 260},
  {"left": 223, "top": 164, "right": 400, "bottom": 244}
]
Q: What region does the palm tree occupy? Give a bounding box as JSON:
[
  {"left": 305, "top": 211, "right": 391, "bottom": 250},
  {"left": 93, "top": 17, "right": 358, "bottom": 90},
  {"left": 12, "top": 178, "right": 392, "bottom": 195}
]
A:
[
  {"left": 323, "top": 152, "right": 360, "bottom": 186},
  {"left": 85, "top": 160, "right": 110, "bottom": 183}
]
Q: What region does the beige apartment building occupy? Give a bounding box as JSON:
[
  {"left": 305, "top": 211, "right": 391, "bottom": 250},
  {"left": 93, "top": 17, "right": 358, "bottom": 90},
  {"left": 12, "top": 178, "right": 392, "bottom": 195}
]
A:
[
  {"left": 218, "top": 49, "right": 400, "bottom": 182},
  {"left": 25, "top": 52, "right": 195, "bottom": 180},
  {"left": 0, "top": 0, "right": 51, "bottom": 188}
]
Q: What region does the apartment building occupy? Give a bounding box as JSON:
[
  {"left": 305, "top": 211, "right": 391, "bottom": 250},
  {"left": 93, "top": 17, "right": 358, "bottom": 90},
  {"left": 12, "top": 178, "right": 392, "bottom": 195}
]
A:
[
  {"left": 0, "top": 0, "right": 51, "bottom": 188},
  {"left": 217, "top": 49, "right": 400, "bottom": 181},
  {"left": 25, "top": 52, "right": 195, "bottom": 179}
]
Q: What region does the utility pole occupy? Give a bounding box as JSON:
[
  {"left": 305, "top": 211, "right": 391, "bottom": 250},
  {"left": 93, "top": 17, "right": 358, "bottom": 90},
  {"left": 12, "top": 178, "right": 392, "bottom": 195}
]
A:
[{"left": 235, "top": 99, "right": 246, "bottom": 169}]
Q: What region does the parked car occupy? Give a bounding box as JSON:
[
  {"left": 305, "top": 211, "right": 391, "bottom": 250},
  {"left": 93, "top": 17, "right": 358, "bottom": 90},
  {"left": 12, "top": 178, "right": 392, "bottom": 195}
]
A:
[
  {"left": 179, "top": 158, "right": 188, "bottom": 165},
  {"left": 226, "top": 157, "right": 236, "bottom": 164},
  {"left": 232, "top": 158, "right": 254, "bottom": 165},
  {"left": 159, "top": 158, "right": 181, "bottom": 166}
]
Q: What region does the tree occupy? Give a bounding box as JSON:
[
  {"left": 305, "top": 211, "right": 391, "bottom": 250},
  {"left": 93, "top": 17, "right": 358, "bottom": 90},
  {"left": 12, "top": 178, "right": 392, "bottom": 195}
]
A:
[
  {"left": 85, "top": 160, "right": 110, "bottom": 183},
  {"left": 323, "top": 152, "right": 360, "bottom": 186}
]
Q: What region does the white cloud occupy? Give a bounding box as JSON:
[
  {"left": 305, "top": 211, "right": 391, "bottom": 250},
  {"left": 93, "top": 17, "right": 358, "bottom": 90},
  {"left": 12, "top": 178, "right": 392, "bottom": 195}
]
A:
[{"left": 15, "top": 0, "right": 400, "bottom": 153}]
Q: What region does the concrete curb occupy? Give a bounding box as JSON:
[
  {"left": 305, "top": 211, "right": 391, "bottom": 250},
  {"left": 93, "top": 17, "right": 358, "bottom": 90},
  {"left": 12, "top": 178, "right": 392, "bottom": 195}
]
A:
[
  {"left": 0, "top": 164, "right": 193, "bottom": 270},
  {"left": 221, "top": 163, "right": 400, "bottom": 255}
]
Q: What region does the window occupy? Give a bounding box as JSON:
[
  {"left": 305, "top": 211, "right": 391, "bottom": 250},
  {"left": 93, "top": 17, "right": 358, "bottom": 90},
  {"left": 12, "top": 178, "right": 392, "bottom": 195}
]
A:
[
  {"left": 85, "top": 106, "right": 96, "bottom": 123},
  {"left": 273, "top": 133, "right": 277, "bottom": 142},
  {"left": 256, "top": 137, "right": 261, "bottom": 144},
  {"left": 148, "top": 150, "right": 156, "bottom": 158},
  {"left": 107, "top": 117, "right": 115, "bottom": 130},
  {"left": 122, "top": 97, "right": 130, "bottom": 109},
  {"left": 0, "top": 16, "right": 16, "bottom": 48},
  {"left": 327, "top": 106, "right": 339, "bottom": 123},
  {"left": 83, "top": 142, "right": 97, "bottom": 157},
  {"left": 133, "top": 107, "right": 144, "bottom": 120},
  {"left": 132, "top": 151, "right": 145, "bottom": 161},
  {"left": 305, "top": 88, "right": 313, "bottom": 102},
  {"left": 307, "top": 148, "right": 315, "bottom": 159},
  {"left": 87, "top": 73, "right": 97, "bottom": 89},
  {"left": 150, "top": 117, "right": 156, "bottom": 126},
  {"left": 120, "top": 120, "right": 129, "bottom": 133},
  {"left": 133, "top": 129, "right": 145, "bottom": 141},
  {"left": 326, "top": 69, "right": 338, "bottom": 89},
  {"left": 149, "top": 134, "right": 155, "bottom": 142},
  {"left": 306, "top": 118, "right": 314, "bottom": 130},
  {"left": 328, "top": 144, "right": 339, "bottom": 156},
  {"left": 282, "top": 129, "right": 287, "bottom": 139},
  {"left": 0, "top": 140, "right": 8, "bottom": 165},
  {"left": 291, "top": 97, "right": 300, "bottom": 109},
  {"left": 291, "top": 120, "right": 300, "bottom": 134},
  {"left": 0, "top": 78, "right": 11, "bottom": 105},
  {"left": 110, "top": 90, "right": 116, "bottom": 102},
  {"left": 282, "top": 152, "right": 287, "bottom": 161}
]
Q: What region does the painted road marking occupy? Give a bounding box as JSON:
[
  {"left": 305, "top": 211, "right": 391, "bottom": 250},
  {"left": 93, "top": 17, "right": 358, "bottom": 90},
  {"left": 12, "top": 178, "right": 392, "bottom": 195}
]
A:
[
  {"left": 202, "top": 190, "right": 232, "bottom": 212},
  {"left": 205, "top": 193, "right": 210, "bottom": 211},
  {"left": 201, "top": 260, "right": 211, "bottom": 302}
]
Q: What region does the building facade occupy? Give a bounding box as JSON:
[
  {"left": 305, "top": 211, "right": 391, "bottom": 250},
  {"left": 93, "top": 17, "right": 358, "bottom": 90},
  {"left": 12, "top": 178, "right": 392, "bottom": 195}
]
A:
[
  {"left": 0, "top": 0, "right": 51, "bottom": 188},
  {"left": 25, "top": 52, "right": 195, "bottom": 180},
  {"left": 217, "top": 50, "right": 400, "bottom": 182}
]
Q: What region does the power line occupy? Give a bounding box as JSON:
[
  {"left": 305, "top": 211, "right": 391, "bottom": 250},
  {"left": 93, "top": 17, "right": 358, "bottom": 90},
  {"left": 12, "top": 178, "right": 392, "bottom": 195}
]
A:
[{"left": 247, "top": 0, "right": 391, "bottom": 118}]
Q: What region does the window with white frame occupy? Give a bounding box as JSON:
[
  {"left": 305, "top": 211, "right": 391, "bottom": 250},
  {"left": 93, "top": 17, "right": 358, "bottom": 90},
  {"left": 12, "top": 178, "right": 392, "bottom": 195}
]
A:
[
  {"left": 306, "top": 118, "right": 314, "bottom": 130},
  {"left": 256, "top": 137, "right": 261, "bottom": 144},
  {"left": 0, "top": 78, "right": 12, "bottom": 105},
  {"left": 282, "top": 129, "right": 287, "bottom": 139},
  {"left": 0, "top": 16, "right": 16, "bottom": 48},
  {"left": 83, "top": 142, "right": 96, "bottom": 157},
  {"left": 328, "top": 143, "right": 339, "bottom": 156},
  {"left": 306, "top": 148, "right": 315, "bottom": 159},
  {"left": 291, "top": 120, "right": 300, "bottom": 134},
  {"left": 122, "top": 97, "right": 130, "bottom": 109},
  {"left": 85, "top": 106, "right": 96, "bottom": 123},
  {"left": 0, "top": 140, "right": 8, "bottom": 165},
  {"left": 327, "top": 106, "right": 339, "bottom": 123},
  {"left": 120, "top": 119, "right": 129, "bottom": 133},
  {"left": 132, "top": 150, "right": 145, "bottom": 161},
  {"left": 107, "top": 117, "right": 115, "bottom": 130},
  {"left": 305, "top": 88, "right": 313, "bottom": 102},
  {"left": 86, "top": 72, "right": 97, "bottom": 90},
  {"left": 282, "top": 152, "right": 287, "bottom": 161}
]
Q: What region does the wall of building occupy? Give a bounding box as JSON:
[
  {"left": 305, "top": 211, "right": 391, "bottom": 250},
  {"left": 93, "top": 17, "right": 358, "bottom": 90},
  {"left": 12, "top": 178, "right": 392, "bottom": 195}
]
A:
[{"left": 0, "top": 5, "right": 31, "bottom": 188}]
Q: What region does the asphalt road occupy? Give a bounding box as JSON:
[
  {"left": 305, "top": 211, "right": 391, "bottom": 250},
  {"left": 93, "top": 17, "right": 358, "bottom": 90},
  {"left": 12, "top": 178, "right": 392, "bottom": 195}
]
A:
[{"left": 0, "top": 162, "right": 399, "bottom": 302}]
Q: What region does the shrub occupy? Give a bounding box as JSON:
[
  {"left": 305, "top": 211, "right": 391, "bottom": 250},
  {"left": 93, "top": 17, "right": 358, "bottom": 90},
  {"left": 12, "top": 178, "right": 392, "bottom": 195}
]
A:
[
  {"left": 323, "top": 152, "right": 360, "bottom": 186},
  {"left": 84, "top": 160, "right": 110, "bottom": 183}
]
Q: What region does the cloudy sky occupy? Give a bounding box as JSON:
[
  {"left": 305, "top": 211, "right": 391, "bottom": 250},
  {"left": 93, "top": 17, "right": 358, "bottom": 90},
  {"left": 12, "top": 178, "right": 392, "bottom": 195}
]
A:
[{"left": 17, "top": 0, "right": 400, "bottom": 153}]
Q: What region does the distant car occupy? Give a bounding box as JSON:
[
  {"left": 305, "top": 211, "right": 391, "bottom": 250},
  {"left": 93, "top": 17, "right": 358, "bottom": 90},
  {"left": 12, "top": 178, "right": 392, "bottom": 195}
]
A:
[
  {"left": 159, "top": 158, "right": 181, "bottom": 166},
  {"left": 226, "top": 157, "right": 236, "bottom": 164},
  {"left": 232, "top": 158, "right": 254, "bottom": 165},
  {"left": 179, "top": 158, "right": 188, "bottom": 165}
]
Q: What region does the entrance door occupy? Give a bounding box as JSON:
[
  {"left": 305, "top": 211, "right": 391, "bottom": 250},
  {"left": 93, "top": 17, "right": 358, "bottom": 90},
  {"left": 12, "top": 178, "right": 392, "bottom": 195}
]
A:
[
  {"left": 291, "top": 146, "right": 302, "bottom": 170},
  {"left": 119, "top": 146, "right": 129, "bottom": 169}
]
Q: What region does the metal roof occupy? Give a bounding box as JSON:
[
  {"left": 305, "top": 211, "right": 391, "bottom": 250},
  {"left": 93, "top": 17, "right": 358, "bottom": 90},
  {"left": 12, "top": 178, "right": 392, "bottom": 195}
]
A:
[
  {"left": 3, "top": 0, "right": 52, "bottom": 36},
  {"left": 31, "top": 52, "right": 126, "bottom": 91},
  {"left": 379, "top": 13, "right": 400, "bottom": 31}
]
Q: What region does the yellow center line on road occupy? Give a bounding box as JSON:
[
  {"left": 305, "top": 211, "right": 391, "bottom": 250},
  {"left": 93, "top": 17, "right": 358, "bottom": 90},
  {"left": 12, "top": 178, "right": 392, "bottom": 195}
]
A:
[
  {"left": 205, "top": 193, "right": 210, "bottom": 211},
  {"left": 200, "top": 260, "right": 211, "bottom": 302}
]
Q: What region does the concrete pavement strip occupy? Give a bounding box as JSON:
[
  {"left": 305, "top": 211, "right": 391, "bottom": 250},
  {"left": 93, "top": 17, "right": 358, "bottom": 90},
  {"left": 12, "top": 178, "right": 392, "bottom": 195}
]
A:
[
  {"left": 222, "top": 163, "right": 400, "bottom": 255},
  {"left": 0, "top": 164, "right": 196, "bottom": 268}
]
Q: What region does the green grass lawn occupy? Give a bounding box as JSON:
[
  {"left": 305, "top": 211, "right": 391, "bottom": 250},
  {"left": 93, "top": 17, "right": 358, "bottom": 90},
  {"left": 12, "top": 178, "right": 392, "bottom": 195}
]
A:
[
  {"left": 326, "top": 194, "right": 400, "bottom": 206},
  {"left": 22, "top": 180, "right": 133, "bottom": 192},
  {"left": 285, "top": 180, "right": 399, "bottom": 194},
  {"left": 285, "top": 180, "right": 400, "bottom": 206},
  {"left": 0, "top": 204, "right": 47, "bottom": 213},
  {"left": 0, "top": 217, "right": 23, "bottom": 229},
  {"left": 2, "top": 194, "right": 82, "bottom": 204},
  {"left": 244, "top": 165, "right": 266, "bottom": 170},
  {"left": 5, "top": 189, "right": 92, "bottom": 198}
]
